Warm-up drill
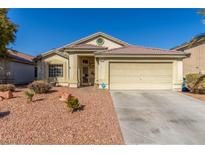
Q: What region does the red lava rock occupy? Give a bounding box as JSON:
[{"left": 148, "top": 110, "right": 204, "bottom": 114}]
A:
[
  {"left": 59, "top": 92, "right": 72, "bottom": 101},
  {"left": 0, "top": 91, "right": 13, "bottom": 99},
  {"left": 0, "top": 96, "right": 4, "bottom": 101},
  {"left": 0, "top": 86, "right": 124, "bottom": 144}
]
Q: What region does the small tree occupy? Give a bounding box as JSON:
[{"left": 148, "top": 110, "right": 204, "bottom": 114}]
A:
[
  {"left": 0, "top": 9, "right": 18, "bottom": 58},
  {"left": 199, "top": 9, "right": 205, "bottom": 15},
  {"left": 199, "top": 9, "right": 205, "bottom": 24},
  {"left": 25, "top": 90, "right": 35, "bottom": 102}
]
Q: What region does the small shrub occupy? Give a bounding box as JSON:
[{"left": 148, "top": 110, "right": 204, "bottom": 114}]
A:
[
  {"left": 185, "top": 73, "right": 205, "bottom": 94},
  {"left": 185, "top": 73, "right": 201, "bottom": 90},
  {"left": 25, "top": 90, "right": 35, "bottom": 102},
  {"left": 65, "top": 95, "right": 81, "bottom": 113},
  {"left": 192, "top": 75, "right": 205, "bottom": 94},
  {"left": 0, "top": 84, "right": 15, "bottom": 92},
  {"left": 28, "top": 80, "right": 52, "bottom": 94}
]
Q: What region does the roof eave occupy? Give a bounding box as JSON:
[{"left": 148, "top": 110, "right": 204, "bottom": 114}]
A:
[
  {"left": 64, "top": 47, "right": 107, "bottom": 50},
  {"left": 10, "top": 58, "right": 34, "bottom": 65},
  {"left": 95, "top": 53, "right": 188, "bottom": 58}
]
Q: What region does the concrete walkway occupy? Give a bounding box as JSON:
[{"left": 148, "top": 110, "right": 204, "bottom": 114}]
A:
[{"left": 111, "top": 90, "right": 205, "bottom": 144}]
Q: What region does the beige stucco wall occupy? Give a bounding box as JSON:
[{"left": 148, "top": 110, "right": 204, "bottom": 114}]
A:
[
  {"left": 68, "top": 54, "right": 78, "bottom": 87},
  {"left": 94, "top": 57, "right": 99, "bottom": 84},
  {"left": 96, "top": 58, "right": 183, "bottom": 90},
  {"left": 38, "top": 52, "right": 96, "bottom": 88},
  {"left": 172, "top": 60, "right": 183, "bottom": 89},
  {"left": 182, "top": 43, "right": 205, "bottom": 75},
  {"left": 37, "top": 54, "right": 69, "bottom": 86},
  {"left": 69, "top": 53, "right": 95, "bottom": 87},
  {"left": 37, "top": 52, "right": 183, "bottom": 90},
  {"left": 84, "top": 37, "right": 123, "bottom": 49}
]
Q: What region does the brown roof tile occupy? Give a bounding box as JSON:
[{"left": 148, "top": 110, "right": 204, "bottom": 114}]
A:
[
  {"left": 8, "top": 50, "right": 34, "bottom": 63},
  {"left": 96, "top": 45, "right": 186, "bottom": 55}
]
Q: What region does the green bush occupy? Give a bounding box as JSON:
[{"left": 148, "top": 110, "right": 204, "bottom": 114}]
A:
[
  {"left": 185, "top": 73, "right": 205, "bottom": 94},
  {"left": 192, "top": 75, "right": 205, "bottom": 94},
  {"left": 65, "top": 95, "right": 81, "bottom": 113},
  {"left": 185, "top": 73, "right": 201, "bottom": 90},
  {"left": 0, "top": 84, "right": 15, "bottom": 92},
  {"left": 28, "top": 80, "right": 52, "bottom": 94},
  {"left": 25, "top": 90, "right": 35, "bottom": 102}
]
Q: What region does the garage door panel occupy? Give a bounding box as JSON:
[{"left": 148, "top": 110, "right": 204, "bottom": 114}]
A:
[
  {"left": 110, "top": 77, "right": 172, "bottom": 83},
  {"left": 110, "top": 63, "right": 173, "bottom": 90},
  {"left": 110, "top": 83, "right": 172, "bottom": 90}
]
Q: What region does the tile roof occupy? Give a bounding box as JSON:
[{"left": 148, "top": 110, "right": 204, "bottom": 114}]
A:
[
  {"left": 66, "top": 44, "right": 107, "bottom": 50},
  {"left": 8, "top": 50, "right": 34, "bottom": 64},
  {"left": 96, "top": 45, "right": 186, "bottom": 55},
  {"left": 64, "top": 32, "right": 129, "bottom": 47},
  {"left": 172, "top": 33, "right": 205, "bottom": 50}
]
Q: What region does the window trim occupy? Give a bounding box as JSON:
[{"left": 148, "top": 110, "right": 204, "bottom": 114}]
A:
[{"left": 48, "top": 64, "right": 64, "bottom": 78}]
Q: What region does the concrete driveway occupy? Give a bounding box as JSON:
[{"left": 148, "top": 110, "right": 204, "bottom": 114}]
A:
[{"left": 111, "top": 90, "right": 205, "bottom": 144}]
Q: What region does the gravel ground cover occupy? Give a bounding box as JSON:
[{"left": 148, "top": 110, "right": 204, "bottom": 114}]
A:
[
  {"left": 182, "top": 92, "right": 205, "bottom": 102},
  {"left": 0, "top": 86, "right": 124, "bottom": 144}
]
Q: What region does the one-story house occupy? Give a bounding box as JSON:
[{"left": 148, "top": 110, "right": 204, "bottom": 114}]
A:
[
  {"left": 0, "top": 50, "right": 35, "bottom": 84},
  {"left": 172, "top": 33, "right": 205, "bottom": 75},
  {"left": 35, "top": 32, "right": 189, "bottom": 90}
]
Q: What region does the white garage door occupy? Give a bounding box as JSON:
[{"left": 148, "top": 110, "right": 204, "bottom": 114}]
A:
[{"left": 109, "top": 62, "right": 173, "bottom": 90}]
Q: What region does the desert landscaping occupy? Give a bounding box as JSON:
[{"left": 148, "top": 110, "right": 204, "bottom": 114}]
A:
[{"left": 0, "top": 84, "right": 124, "bottom": 144}]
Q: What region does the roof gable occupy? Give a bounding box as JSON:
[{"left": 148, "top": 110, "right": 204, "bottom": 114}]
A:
[
  {"left": 172, "top": 33, "right": 205, "bottom": 51},
  {"left": 38, "top": 32, "right": 129, "bottom": 57},
  {"left": 65, "top": 32, "right": 129, "bottom": 49}
]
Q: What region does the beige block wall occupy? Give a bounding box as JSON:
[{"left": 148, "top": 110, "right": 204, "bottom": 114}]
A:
[
  {"left": 183, "top": 43, "right": 205, "bottom": 75},
  {"left": 37, "top": 54, "right": 69, "bottom": 86},
  {"left": 97, "top": 58, "right": 183, "bottom": 90}
]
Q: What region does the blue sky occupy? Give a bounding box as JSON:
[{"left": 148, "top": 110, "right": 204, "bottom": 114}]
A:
[{"left": 8, "top": 8, "right": 205, "bottom": 56}]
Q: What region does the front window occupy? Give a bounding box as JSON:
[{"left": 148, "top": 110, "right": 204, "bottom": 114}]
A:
[{"left": 49, "top": 64, "right": 63, "bottom": 77}]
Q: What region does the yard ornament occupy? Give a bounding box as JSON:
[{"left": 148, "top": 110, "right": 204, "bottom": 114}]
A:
[{"left": 101, "top": 83, "right": 106, "bottom": 89}]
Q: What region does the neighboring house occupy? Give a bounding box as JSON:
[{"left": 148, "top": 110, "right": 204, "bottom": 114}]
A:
[
  {"left": 35, "top": 32, "right": 188, "bottom": 90},
  {"left": 0, "top": 50, "right": 35, "bottom": 84},
  {"left": 173, "top": 33, "right": 205, "bottom": 76}
]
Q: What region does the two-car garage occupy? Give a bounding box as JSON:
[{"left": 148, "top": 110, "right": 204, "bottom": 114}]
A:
[
  {"left": 96, "top": 45, "right": 186, "bottom": 91},
  {"left": 109, "top": 62, "right": 173, "bottom": 90}
]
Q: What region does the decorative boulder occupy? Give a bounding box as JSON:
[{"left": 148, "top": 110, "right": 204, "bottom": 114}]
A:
[
  {"left": 59, "top": 92, "right": 71, "bottom": 101},
  {"left": 0, "top": 91, "right": 13, "bottom": 99}
]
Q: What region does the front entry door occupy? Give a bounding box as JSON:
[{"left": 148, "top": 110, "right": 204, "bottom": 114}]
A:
[
  {"left": 81, "top": 58, "right": 95, "bottom": 86},
  {"left": 82, "top": 66, "right": 89, "bottom": 85},
  {"left": 81, "top": 58, "right": 90, "bottom": 86}
]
